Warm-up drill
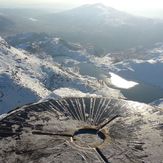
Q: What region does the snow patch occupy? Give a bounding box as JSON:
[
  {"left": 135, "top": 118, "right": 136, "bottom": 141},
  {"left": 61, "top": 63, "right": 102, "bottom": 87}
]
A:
[
  {"left": 0, "top": 113, "right": 7, "bottom": 120},
  {"left": 111, "top": 58, "right": 163, "bottom": 89},
  {"left": 29, "top": 18, "right": 38, "bottom": 22},
  {"left": 43, "top": 88, "right": 100, "bottom": 101},
  {"left": 109, "top": 72, "right": 138, "bottom": 89}
]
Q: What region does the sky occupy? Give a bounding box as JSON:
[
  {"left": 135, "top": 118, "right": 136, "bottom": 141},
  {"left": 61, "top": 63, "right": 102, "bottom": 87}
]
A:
[{"left": 0, "top": 0, "right": 163, "bottom": 18}]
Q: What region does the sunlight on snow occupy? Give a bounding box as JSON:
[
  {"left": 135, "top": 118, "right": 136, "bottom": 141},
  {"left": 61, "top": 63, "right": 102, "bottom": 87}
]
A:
[{"left": 109, "top": 72, "right": 138, "bottom": 89}]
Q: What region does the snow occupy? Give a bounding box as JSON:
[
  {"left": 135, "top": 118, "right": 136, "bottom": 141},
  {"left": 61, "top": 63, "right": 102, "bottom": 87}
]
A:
[
  {"left": 110, "top": 58, "right": 163, "bottom": 88},
  {"left": 109, "top": 72, "right": 138, "bottom": 89},
  {"left": 3, "top": 32, "right": 163, "bottom": 115},
  {"left": 0, "top": 46, "right": 51, "bottom": 98},
  {"left": 90, "top": 45, "right": 163, "bottom": 89},
  {"left": 93, "top": 87, "right": 122, "bottom": 98},
  {"left": 0, "top": 113, "right": 7, "bottom": 120},
  {"left": 53, "top": 88, "right": 97, "bottom": 98},
  {"left": 90, "top": 54, "right": 112, "bottom": 66},
  {"left": 7, "top": 33, "right": 90, "bottom": 66},
  {"left": 43, "top": 88, "right": 100, "bottom": 101},
  {"left": 147, "top": 59, "right": 157, "bottom": 64},
  {"left": 53, "top": 37, "right": 60, "bottom": 44},
  {"left": 91, "top": 3, "right": 110, "bottom": 13},
  {"left": 0, "top": 37, "right": 4, "bottom": 41},
  {"left": 0, "top": 36, "right": 122, "bottom": 114},
  {"left": 29, "top": 18, "right": 38, "bottom": 22}
]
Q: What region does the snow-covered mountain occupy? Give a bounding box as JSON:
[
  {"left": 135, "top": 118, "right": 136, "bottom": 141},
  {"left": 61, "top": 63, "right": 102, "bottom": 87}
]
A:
[
  {"left": 43, "top": 3, "right": 157, "bottom": 27},
  {"left": 1, "top": 4, "right": 163, "bottom": 52},
  {"left": 49, "top": 3, "right": 136, "bottom": 26},
  {"left": 0, "top": 36, "right": 121, "bottom": 114},
  {"left": 7, "top": 33, "right": 90, "bottom": 64},
  {"left": 39, "top": 3, "right": 163, "bottom": 52},
  {"left": 7, "top": 33, "right": 113, "bottom": 78},
  {"left": 1, "top": 31, "right": 163, "bottom": 115}
]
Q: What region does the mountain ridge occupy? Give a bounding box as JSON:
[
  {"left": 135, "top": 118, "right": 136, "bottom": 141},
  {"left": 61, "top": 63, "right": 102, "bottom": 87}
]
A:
[{"left": 0, "top": 36, "right": 121, "bottom": 114}]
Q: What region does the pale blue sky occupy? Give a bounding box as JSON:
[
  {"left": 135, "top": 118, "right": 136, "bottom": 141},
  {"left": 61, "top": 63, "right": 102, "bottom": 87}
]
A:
[
  {"left": 0, "top": 0, "right": 163, "bottom": 9},
  {"left": 0, "top": 0, "right": 163, "bottom": 18}
]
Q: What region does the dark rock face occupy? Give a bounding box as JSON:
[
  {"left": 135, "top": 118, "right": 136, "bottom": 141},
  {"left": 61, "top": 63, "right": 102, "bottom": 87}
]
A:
[{"left": 0, "top": 97, "right": 163, "bottom": 163}]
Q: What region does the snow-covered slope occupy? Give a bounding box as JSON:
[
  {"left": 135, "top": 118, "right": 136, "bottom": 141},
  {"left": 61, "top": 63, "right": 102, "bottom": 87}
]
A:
[
  {"left": 7, "top": 33, "right": 93, "bottom": 69},
  {"left": 0, "top": 74, "right": 39, "bottom": 114},
  {"left": 0, "top": 36, "right": 122, "bottom": 114},
  {"left": 7, "top": 33, "right": 88, "bottom": 59}
]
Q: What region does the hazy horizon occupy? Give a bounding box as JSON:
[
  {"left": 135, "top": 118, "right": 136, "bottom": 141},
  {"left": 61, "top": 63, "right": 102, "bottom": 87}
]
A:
[{"left": 0, "top": 0, "right": 163, "bottom": 18}]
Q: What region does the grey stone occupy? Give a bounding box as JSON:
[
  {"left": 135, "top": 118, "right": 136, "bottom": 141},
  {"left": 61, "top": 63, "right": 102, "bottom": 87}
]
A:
[{"left": 0, "top": 97, "right": 163, "bottom": 163}]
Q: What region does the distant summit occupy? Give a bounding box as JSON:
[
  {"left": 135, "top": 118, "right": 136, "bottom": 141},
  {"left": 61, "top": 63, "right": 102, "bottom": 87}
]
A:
[
  {"left": 81, "top": 3, "right": 116, "bottom": 10},
  {"left": 76, "top": 3, "right": 112, "bottom": 10},
  {"left": 40, "top": 3, "right": 163, "bottom": 51},
  {"left": 63, "top": 3, "right": 120, "bottom": 17},
  {"left": 1, "top": 4, "right": 163, "bottom": 52}
]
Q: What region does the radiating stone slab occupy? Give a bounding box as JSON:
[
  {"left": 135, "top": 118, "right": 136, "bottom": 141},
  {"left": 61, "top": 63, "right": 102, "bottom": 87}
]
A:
[{"left": 0, "top": 97, "right": 163, "bottom": 163}]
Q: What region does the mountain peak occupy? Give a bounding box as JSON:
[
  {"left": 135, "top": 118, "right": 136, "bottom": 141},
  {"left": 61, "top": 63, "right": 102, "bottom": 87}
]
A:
[
  {"left": 89, "top": 3, "right": 106, "bottom": 8},
  {"left": 71, "top": 3, "right": 116, "bottom": 14},
  {"left": 83, "top": 3, "right": 114, "bottom": 10}
]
